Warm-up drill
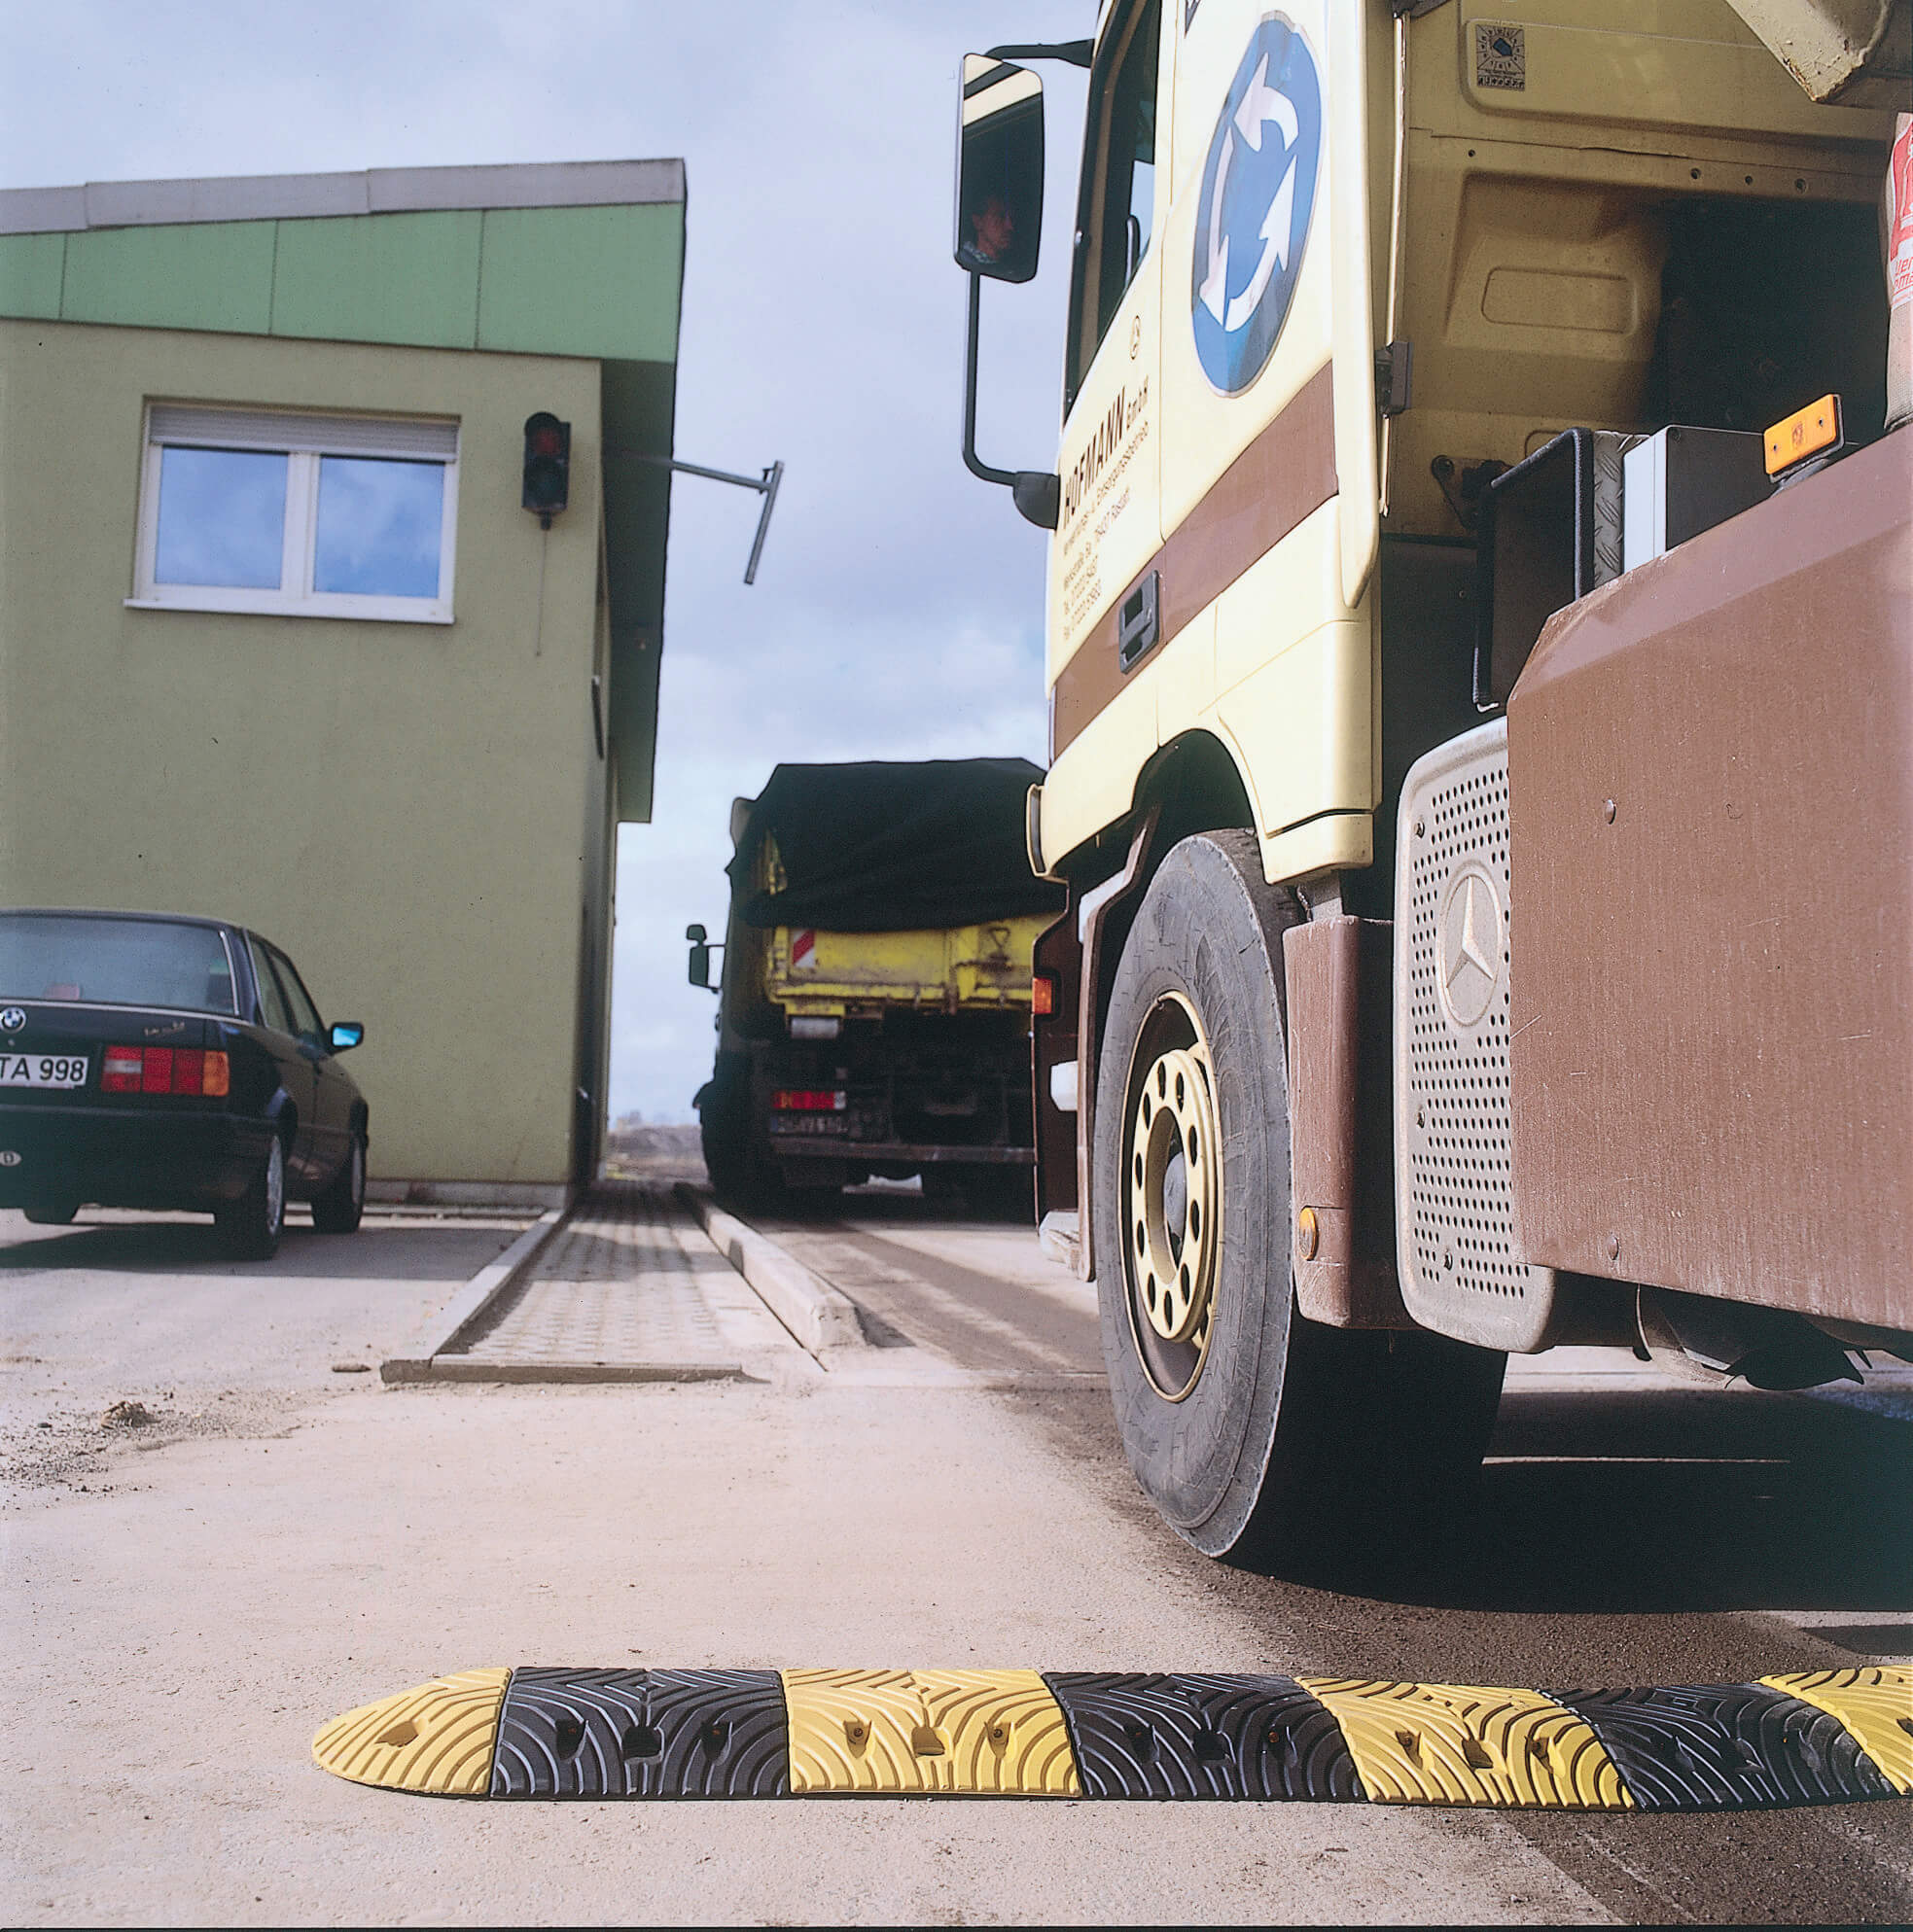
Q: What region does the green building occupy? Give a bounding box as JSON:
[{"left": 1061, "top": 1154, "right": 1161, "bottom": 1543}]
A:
[{"left": 0, "top": 161, "right": 686, "bottom": 1205}]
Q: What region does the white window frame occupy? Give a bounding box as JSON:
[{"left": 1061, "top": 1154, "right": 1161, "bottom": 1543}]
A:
[{"left": 127, "top": 404, "right": 461, "bottom": 624}]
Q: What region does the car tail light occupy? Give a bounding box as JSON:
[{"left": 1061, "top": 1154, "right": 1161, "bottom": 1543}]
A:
[
  {"left": 103, "top": 1045, "right": 230, "bottom": 1095},
  {"left": 771, "top": 1088, "right": 846, "bottom": 1111},
  {"left": 102, "top": 1047, "right": 144, "bottom": 1092},
  {"left": 1031, "top": 972, "right": 1057, "bottom": 1017}
]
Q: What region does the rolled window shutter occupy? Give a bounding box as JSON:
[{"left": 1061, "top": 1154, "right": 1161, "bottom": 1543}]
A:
[{"left": 148, "top": 405, "right": 457, "bottom": 461}]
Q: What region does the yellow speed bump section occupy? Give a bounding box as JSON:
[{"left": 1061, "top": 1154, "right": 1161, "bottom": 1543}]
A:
[
  {"left": 312, "top": 1667, "right": 511, "bottom": 1796},
  {"left": 1299, "top": 1678, "right": 1632, "bottom": 1809},
  {"left": 782, "top": 1669, "right": 1080, "bottom": 1794},
  {"left": 1762, "top": 1669, "right": 1913, "bottom": 1794}
]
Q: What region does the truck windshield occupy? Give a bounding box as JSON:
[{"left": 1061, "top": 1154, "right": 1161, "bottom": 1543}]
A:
[{"left": 0, "top": 914, "right": 237, "bottom": 1014}]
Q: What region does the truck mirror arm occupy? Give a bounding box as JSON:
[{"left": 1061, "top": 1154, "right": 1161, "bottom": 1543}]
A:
[
  {"left": 983, "top": 38, "right": 1093, "bottom": 68},
  {"left": 963, "top": 272, "right": 1062, "bottom": 530}
]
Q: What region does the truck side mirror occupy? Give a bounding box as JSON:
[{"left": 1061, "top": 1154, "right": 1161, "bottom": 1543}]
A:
[
  {"left": 954, "top": 54, "right": 1045, "bottom": 284},
  {"left": 686, "top": 924, "right": 718, "bottom": 992}
]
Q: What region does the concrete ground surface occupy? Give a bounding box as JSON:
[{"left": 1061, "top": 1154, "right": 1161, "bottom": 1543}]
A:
[{"left": 0, "top": 1169, "right": 1908, "bottom": 1927}]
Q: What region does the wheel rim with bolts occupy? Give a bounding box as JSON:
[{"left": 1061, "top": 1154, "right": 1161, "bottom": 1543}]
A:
[
  {"left": 266, "top": 1138, "right": 284, "bottom": 1232},
  {"left": 1121, "top": 992, "right": 1222, "bottom": 1400}
]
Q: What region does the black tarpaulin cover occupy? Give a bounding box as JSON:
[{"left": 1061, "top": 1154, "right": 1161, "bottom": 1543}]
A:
[{"left": 728, "top": 758, "right": 1064, "bottom": 932}]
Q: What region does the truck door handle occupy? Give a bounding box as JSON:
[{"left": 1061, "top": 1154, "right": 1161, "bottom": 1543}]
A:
[{"left": 1117, "top": 571, "right": 1160, "bottom": 672}]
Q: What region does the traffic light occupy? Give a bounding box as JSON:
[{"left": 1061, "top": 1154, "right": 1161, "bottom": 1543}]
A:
[{"left": 522, "top": 412, "right": 570, "bottom": 527}]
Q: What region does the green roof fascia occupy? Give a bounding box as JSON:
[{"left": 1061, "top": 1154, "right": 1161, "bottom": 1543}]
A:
[
  {"left": 0, "top": 231, "right": 65, "bottom": 317},
  {"left": 272, "top": 210, "right": 483, "bottom": 348},
  {"left": 0, "top": 201, "right": 683, "bottom": 366},
  {"left": 62, "top": 221, "right": 277, "bottom": 334}
]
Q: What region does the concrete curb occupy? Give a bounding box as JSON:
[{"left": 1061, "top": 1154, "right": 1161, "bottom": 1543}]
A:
[
  {"left": 675, "top": 1182, "right": 867, "bottom": 1358},
  {"left": 401, "top": 1359, "right": 746, "bottom": 1385},
  {"left": 380, "top": 1207, "right": 565, "bottom": 1384}
]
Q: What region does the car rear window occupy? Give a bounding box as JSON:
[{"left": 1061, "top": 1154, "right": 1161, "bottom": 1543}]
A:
[{"left": 0, "top": 914, "right": 237, "bottom": 1015}]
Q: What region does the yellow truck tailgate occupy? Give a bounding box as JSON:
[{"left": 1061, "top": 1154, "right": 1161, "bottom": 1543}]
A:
[{"left": 762, "top": 916, "right": 1052, "bottom": 1017}]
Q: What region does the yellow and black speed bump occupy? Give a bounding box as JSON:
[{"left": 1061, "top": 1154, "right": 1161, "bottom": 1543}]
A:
[
  {"left": 313, "top": 1665, "right": 1912, "bottom": 1811},
  {"left": 1547, "top": 1682, "right": 1898, "bottom": 1811},
  {"left": 489, "top": 1669, "right": 789, "bottom": 1799},
  {"left": 1043, "top": 1672, "right": 1363, "bottom": 1800}
]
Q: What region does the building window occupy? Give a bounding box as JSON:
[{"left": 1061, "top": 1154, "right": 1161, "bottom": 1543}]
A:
[{"left": 131, "top": 405, "right": 459, "bottom": 622}]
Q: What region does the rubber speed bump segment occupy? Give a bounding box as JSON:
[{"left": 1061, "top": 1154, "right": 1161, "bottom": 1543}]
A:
[
  {"left": 1550, "top": 1681, "right": 1899, "bottom": 1810},
  {"left": 313, "top": 1666, "right": 1913, "bottom": 1810},
  {"left": 1043, "top": 1673, "right": 1363, "bottom": 1800},
  {"left": 1762, "top": 1669, "right": 1913, "bottom": 1795},
  {"left": 1298, "top": 1678, "right": 1629, "bottom": 1809},
  {"left": 781, "top": 1669, "right": 1079, "bottom": 1794},
  {"left": 490, "top": 1669, "right": 789, "bottom": 1799},
  {"left": 312, "top": 1667, "right": 510, "bottom": 1796}
]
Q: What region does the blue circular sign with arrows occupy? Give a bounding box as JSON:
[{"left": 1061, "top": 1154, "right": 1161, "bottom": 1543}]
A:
[{"left": 1190, "top": 15, "right": 1322, "bottom": 396}]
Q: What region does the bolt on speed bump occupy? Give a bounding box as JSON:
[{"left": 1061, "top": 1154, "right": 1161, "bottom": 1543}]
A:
[{"left": 313, "top": 1665, "right": 1911, "bottom": 1810}]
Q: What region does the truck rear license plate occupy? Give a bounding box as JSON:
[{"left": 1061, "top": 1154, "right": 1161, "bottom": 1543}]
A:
[{"left": 0, "top": 1054, "right": 88, "bottom": 1088}]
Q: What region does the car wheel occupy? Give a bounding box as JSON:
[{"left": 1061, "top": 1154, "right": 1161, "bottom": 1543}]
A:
[
  {"left": 1093, "top": 830, "right": 1505, "bottom": 1569},
  {"left": 311, "top": 1132, "right": 367, "bottom": 1234},
  {"left": 23, "top": 1199, "right": 80, "bottom": 1226},
  {"left": 217, "top": 1135, "right": 286, "bottom": 1260}
]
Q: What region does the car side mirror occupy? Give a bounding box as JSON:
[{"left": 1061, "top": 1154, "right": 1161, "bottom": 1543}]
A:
[
  {"left": 954, "top": 54, "right": 1045, "bottom": 284},
  {"left": 686, "top": 924, "right": 719, "bottom": 993},
  {"left": 329, "top": 1021, "right": 365, "bottom": 1051}
]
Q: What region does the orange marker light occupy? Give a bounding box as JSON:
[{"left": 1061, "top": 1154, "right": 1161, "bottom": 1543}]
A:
[{"left": 1764, "top": 394, "right": 1842, "bottom": 477}]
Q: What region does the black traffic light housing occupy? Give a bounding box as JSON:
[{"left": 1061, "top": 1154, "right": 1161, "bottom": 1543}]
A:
[{"left": 522, "top": 412, "right": 571, "bottom": 528}]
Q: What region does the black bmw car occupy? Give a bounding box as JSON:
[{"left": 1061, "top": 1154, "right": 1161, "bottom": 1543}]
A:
[{"left": 0, "top": 908, "right": 368, "bottom": 1258}]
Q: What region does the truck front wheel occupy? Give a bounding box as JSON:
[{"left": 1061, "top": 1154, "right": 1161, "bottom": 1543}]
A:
[{"left": 1092, "top": 831, "right": 1504, "bottom": 1568}]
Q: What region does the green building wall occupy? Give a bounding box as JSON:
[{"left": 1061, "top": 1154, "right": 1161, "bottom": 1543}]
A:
[
  {"left": 0, "top": 165, "right": 685, "bottom": 1196},
  {"left": 0, "top": 321, "right": 610, "bottom": 1187}
]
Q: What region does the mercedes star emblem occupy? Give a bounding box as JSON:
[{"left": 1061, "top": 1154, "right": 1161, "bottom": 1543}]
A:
[{"left": 1436, "top": 866, "right": 1505, "bottom": 1030}]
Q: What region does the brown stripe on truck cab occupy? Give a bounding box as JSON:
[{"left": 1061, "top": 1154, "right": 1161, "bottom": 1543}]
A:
[{"left": 1049, "top": 362, "right": 1338, "bottom": 760}]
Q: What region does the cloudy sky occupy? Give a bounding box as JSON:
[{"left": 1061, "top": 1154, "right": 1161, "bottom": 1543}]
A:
[{"left": 0, "top": 0, "right": 1092, "bottom": 1122}]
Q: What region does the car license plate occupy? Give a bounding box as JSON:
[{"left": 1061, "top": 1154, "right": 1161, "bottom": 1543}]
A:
[{"left": 0, "top": 1053, "right": 89, "bottom": 1089}]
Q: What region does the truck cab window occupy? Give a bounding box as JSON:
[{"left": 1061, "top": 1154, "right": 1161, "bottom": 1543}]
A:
[{"left": 1066, "top": 0, "right": 1161, "bottom": 409}]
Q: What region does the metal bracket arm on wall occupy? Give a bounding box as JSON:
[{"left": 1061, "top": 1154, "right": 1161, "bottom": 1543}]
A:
[{"left": 609, "top": 450, "right": 785, "bottom": 584}]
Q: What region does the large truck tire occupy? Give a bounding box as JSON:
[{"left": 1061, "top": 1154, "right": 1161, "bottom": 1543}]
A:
[
  {"left": 696, "top": 1071, "right": 750, "bottom": 1204},
  {"left": 698, "top": 1066, "right": 792, "bottom": 1214},
  {"left": 1092, "top": 830, "right": 1504, "bottom": 1569}
]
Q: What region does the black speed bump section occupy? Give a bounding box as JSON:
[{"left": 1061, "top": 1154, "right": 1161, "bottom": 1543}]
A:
[
  {"left": 1548, "top": 1682, "right": 1898, "bottom": 1811},
  {"left": 313, "top": 1665, "right": 1912, "bottom": 1811},
  {"left": 490, "top": 1669, "right": 789, "bottom": 1799},
  {"left": 1043, "top": 1672, "right": 1364, "bottom": 1800}
]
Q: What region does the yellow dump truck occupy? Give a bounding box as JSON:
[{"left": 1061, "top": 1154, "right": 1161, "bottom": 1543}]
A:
[
  {"left": 950, "top": 4, "right": 1910, "bottom": 1563},
  {"left": 691, "top": 759, "right": 1063, "bottom": 1207}
]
